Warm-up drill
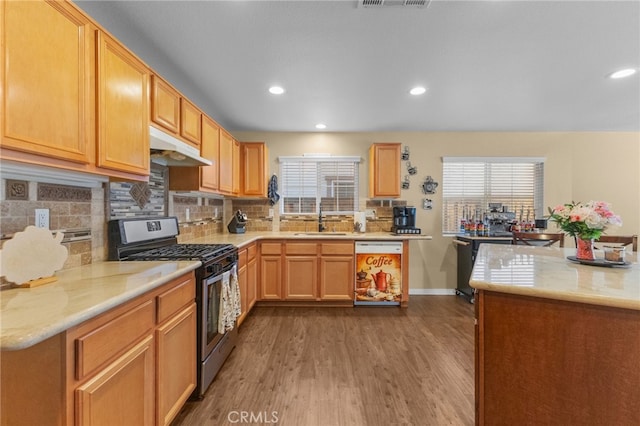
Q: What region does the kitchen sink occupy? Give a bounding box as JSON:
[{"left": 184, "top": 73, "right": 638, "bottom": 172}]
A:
[{"left": 293, "top": 232, "right": 349, "bottom": 236}]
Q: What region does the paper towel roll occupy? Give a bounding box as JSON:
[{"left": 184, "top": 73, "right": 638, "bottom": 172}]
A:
[{"left": 354, "top": 212, "right": 366, "bottom": 233}]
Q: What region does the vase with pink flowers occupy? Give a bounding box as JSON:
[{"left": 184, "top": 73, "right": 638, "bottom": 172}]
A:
[{"left": 548, "top": 201, "right": 623, "bottom": 260}]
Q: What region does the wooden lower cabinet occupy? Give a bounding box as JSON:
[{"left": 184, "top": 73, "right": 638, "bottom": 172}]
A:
[
  {"left": 238, "top": 243, "right": 258, "bottom": 326},
  {"left": 319, "top": 256, "right": 354, "bottom": 300},
  {"left": 284, "top": 256, "right": 318, "bottom": 300},
  {"left": 258, "top": 241, "right": 354, "bottom": 303},
  {"left": 475, "top": 290, "right": 640, "bottom": 426},
  {"left": 156, "top": 303, "right": 196, "bottom": 426},
  {"left": 76, "top": 335, "right": 155, "bottom": 426},
  {"left": 0, "top": 272, "right": 196, "bottom": 426}
]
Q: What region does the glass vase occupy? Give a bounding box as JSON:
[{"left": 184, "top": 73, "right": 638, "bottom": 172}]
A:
[{"left": 576, "top": 238, "right": 595, "bottom": 261}]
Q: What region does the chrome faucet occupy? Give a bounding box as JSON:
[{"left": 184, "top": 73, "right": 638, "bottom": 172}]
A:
[{"left": 318, "top": 203, "right": 326, "bottom": 232}]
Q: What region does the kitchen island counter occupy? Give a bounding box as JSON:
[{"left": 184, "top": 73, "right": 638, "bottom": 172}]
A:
[
  {"left": 471, "top": 244, "right": 640, "bottom": 425},
  {"left": 0, "top": 260, "right": 200, "bottom": 350},
  {"left": 470, "top": 244, "right": 639, "bottom": 310}
]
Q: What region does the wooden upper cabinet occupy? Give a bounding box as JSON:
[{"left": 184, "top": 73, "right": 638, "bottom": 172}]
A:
[
  {"left": 369, "top": 143, "right": 401, "bottom": 198},
  {"left": 219, "top": 129, "right": 234, "bottom": 194},
  {"left": 232, "top": 139, "right": 240, "bottom": 196},
  {"left": 180, "top": 98, "right": 202, "bottom": 148},
  {"left": 1, "top": 0, "right": 92, "bottom": 164},
  {"left": 200, "top": 116, "right": 220, "bottom": 191},
  {"left": 150, "top": 75, "right": 180, "bottom": 134},
  {"left": 241, "top": 142, "right": 268, "bottom": 197},
  {"left": 96, "top": 31, "right": 149, "bottom": 176}
]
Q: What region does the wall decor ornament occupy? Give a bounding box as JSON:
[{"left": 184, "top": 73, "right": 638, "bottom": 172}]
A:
[
  {"left": 402, "top": 175, "right": 410, "bottom": 190},
  {"left": 422, "top": 176, "right": 438, "bottom": 194},
  {"left": 401, "top": 146, "right": 410, "bottom": 161},
  {"left": 423, "top": 199, "right": 433, "bottom": 210},
  {"left": 407, "top": 161, "right": 417, "bottom": 175}
]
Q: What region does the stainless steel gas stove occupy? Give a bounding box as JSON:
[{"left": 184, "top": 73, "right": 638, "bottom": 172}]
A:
[{"left": 108, "top": 216, "right": 239, "bottom": 399}]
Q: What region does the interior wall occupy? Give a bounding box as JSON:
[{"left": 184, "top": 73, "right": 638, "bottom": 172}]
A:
[{"left": 234, "top": 131, "right": 640, "bottom": 292}]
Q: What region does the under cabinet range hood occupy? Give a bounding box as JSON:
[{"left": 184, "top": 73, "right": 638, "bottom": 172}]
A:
[{"left": 149, "top": 126, "right": 212, "bottom": 167}]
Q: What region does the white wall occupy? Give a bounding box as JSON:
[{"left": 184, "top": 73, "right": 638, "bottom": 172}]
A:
[{"left": 235, "top": 131, "right": 640, "bottom": 292}]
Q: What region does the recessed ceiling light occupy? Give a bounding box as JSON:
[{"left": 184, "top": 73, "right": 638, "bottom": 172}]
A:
[
  {"left": 410, "top": 86, "right": 427, "bottom": 95},
  {"left": 609, "top": 68, "right": 637, "bottom": 79},
  {"left": 269, "top": 86, "right": 285, "bottom": 95},
  {"left": 315, "top": 123, "right": 327, "bottom": 130}
]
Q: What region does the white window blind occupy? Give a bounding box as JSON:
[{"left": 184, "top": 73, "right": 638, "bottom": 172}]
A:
[
  {"left": 441, "top": 157, "right": 545, "bottom": 234},
  {"left": 279, "top": 156, "right": 359, "bottom": 215}
]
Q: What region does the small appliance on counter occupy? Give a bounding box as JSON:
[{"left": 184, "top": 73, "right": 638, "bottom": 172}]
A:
[
  {"left": 392, "top": 206, "right": 421, "bottom": 234},
  {"left": 227, "top": 210, "right": 247, "bottom": 234},
  {"left": 485, "top": 203, "right": 516, "bottom": 236}
]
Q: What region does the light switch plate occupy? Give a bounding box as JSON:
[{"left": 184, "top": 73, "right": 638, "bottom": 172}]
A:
[{"left": 365, "top": 209, "right": 376, "bottom": 218}]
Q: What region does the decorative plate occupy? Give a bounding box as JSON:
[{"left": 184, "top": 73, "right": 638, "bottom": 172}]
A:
[{"left": 566, "top": 256, "right": 631, "bottom": 268}]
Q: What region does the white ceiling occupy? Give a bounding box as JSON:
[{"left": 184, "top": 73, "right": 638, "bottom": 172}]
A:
[{"left": 76, "top": 0, "right": 640, "bottom": 133}]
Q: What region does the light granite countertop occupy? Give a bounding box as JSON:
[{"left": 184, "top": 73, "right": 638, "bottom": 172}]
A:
[
  {"left": 182, "top": 231, "right": 432, "bottom": 247},
  {"left": 470, "top": 244, "right": 640, "bottom": 310},
  {"left": 0, "top": 232, "right": 431, "bottom": 351},
  {"left": 0, "top": 261, "right": 200, "bottom": 350}
]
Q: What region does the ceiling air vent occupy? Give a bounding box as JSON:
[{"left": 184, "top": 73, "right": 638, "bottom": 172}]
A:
[{"left": 358, "top": 0, "right": 430, "bottom": 8}]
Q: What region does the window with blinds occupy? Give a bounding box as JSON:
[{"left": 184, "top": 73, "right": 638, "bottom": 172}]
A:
[
  {"left": 279, "top": 156, "right": 360, "bottom": 215},
  {"left": 442, "top": 157, "right": 545, "bottom": 234}
]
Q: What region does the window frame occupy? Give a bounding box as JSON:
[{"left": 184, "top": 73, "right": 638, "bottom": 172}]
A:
[
  {"left": 278, "top": 155, "right": 360, "bottom": 215},
  {"left": 441, "top": 157, "right": 545, "bottom": 236}
]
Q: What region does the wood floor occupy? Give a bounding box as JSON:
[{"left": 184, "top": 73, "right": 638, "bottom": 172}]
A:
[{"left": 172, "top": 296, "right": 475, "bottom": 426}]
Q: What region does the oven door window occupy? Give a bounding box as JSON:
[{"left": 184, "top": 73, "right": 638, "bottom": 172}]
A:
[{"left": 206, "top": 276, "right": 222, "bottom": 347}]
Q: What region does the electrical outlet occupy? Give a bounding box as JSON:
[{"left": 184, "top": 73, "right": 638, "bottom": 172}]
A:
[
  {"left": 214, "top": 208, "right": 219, "bottom": 218},
  {"left": 365, "top": 209, "right": 376, "bottom": 218},
  {"left": 35, "top": 209, "right": 49, "bottom": 229},
  {"left": 268, "top": 208, "right": 274, "bottom": 218}
]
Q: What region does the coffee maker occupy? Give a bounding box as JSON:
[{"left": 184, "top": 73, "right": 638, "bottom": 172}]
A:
[{"left": 392, "top": 206, "right": 421, "bottom": 234}]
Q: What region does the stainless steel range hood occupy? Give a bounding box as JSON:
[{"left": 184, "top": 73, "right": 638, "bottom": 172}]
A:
[{"left": 149, "top": 125, "right": 212, "bottom": 167}]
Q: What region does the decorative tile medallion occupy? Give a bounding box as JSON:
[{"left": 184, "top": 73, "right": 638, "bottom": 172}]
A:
[
  {"left": 5, "top": 179, "right": 28, "bottom": 200},
  {"left": 129, "top": 182, "right": 152, "bottom": 209},
  {"left": 38, "top": 183, "right": 91, "bottom": 202}
]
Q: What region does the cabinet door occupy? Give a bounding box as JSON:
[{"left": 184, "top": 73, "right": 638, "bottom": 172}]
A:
[
  {"left": 200, "top": 116, "right": 220, "bottom": 191},
  {"left": 232, "top": 139, "right": 240, "bottom": 196},
  {"left": 237, "top": 263, "right": 248, "bottom": 325},
  {"left": 320, "top": 256, "right": 354, "bottom": 300},
  {"left": 284, "top": 256, "right": 318, "bottom": 300},
  {"left": 76, "top": 335, "right": 154, "bottom": 426},
  {"left": 247, "top": 257, "right": 258, "bottom": 311},
  {"left": 151, "top": 75, "right": 180, "bottom": 134},
  {"left": 241, "top": 142, "right": 267, "bottom": 197},
  {"left": 156, "top": 303, "right": 196, "bottom": 426},
  {"left": 369, "top": 143, "right": 401, "bottom": 198},
  {"left": 260, "top": 255, "right": 283, "bottom": 300},
  {"left": 96, "top": 32, "right": 149, "bottom": 176},
  {"left": 2, "top": 0, "right": 92, "bottom": 164},
  {"left": 219, "top": 129, "right": 234, "bottom": 194},
  {"left": 180, "top": 98, "right": 201, "bottom": 148}
]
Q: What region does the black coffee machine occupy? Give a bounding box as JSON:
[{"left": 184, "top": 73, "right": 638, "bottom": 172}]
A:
[{"left": 392, "top": 206, "right": 420, "bottom": 234}]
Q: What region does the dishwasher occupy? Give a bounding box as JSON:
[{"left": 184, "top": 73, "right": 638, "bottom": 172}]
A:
[{"left": 354, "top": 241, "right": 403, "bottom": 306}]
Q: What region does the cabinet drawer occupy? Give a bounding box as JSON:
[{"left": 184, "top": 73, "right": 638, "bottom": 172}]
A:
[
  {"left": 157, "top": 274, "right": 195, "bottom": 324},
  {"left": 321, "top": 243, "right": 354, "bottom": 255},
  {"left": 247, "top": 243, "right": 257, "bottom": 261},
  {"left": 238, "top": 248, "right": 248, "bottom": 266},
  {"left": 261, "top": 242, "right": 282, "bottom": 255},
  {"left": 75, "top": 300, "right": 154, "bottom": 380},
  {"left": 285, "top": 243, "right": 318, "bottom": 255}
]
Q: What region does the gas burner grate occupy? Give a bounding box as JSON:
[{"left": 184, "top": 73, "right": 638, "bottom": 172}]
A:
[{"left": 128, "top": 243, "right": 235, "bottom": 262}]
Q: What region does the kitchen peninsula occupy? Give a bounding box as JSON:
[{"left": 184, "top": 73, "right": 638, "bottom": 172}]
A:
[{"left": 470, "top": 244, "right": 640, "bottom": 426}]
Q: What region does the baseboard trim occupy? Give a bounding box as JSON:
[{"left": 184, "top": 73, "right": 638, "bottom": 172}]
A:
[{"left": 409, "top": 289, "right": 457, "bottom": 296}]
